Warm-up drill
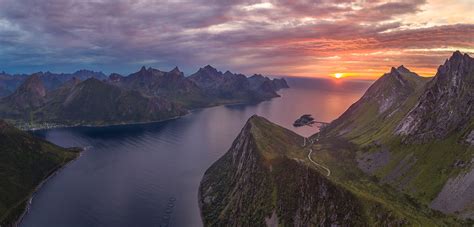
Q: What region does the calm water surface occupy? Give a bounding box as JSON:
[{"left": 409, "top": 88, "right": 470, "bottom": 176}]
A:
[{"left": 21, "top": 78, "right": 371, "bottom": 227}]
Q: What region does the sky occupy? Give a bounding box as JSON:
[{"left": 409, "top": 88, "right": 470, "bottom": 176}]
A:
[{"left": 0, "top": 0, "right": 473, "bottom": 79}]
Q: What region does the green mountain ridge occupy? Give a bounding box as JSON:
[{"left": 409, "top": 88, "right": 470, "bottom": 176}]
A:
[
  {"left": 0, "top": 120, "right": 80, "bottom": 226},
  {"left": 199, "top": 116, "right": 462, "bottom": 226}
]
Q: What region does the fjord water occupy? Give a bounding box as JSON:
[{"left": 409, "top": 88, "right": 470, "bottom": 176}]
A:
[{"left": 21, "top": 78, "right": 371, "bottom": 227}]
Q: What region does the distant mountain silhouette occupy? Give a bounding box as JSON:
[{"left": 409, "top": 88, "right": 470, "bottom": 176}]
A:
[{"left": 0, "top": 65, "right": 288, "bottom": 128}]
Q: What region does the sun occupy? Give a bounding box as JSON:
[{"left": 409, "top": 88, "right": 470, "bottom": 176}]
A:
[{"left": 334, "top": 73, "right": 343, "bottom": 79}]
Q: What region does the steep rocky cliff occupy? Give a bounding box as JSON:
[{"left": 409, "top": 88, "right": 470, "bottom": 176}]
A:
[
  {"left": 396, "top": 51, "right": 474, "bottom": 142},
  {"left": 199, "top": 116, "right": 457, "bottom": 226}
]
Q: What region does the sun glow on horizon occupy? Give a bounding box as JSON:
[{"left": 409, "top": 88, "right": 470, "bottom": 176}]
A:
[{"left": 334, "top": 73, "right": 343, "bottom": 79}]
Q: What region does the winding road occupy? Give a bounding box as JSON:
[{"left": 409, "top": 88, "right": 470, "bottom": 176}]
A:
[{"left": 304, "top": 137, "right": 331, "bottom": 177}]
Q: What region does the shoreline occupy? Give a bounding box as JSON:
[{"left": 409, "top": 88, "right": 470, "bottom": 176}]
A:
[
  {"left": 19, "top": 113, "right": 189, "bottom": 131},
  {"left": 13, "top": 147, "right": 87, "bottom": 227},
  {"left": 16, "top": 94, "right": 282, "bottom": 131}
]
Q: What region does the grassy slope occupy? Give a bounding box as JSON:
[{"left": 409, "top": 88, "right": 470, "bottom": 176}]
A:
[
  {"left": 0, "top": 121, "right": 80, "bottom": 226},
  {"left": 202, "top": 116, "right": 463, "bottom": 225},
  {"left": 321, "top": 72, "right": 473, "bottom": 215},
  {"left": 309, "top": 134, "right": 464, "bottom": 226}
]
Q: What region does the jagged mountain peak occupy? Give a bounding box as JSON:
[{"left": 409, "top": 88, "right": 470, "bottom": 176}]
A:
[
  {"left": 363, "top": 66, "right": 423, "bottom": 99},
  {"left": 439, "top": 51, "right": 473, "bottom": 78},
  {"left": 250, "top": 73, "right": 265, "bottom": 79},
  {"left": 449, "top": 50, "right": 464, "bottom": 60},
  {"left": 324, "top": 66, "right": 428, "bottom": 138},
  {"left": 397, "top": 65, "right": 410, "bottom": 72},
  {"left": 129, "top": 66, "right": 165, "bottom": 79},
  {"left": 73, "top": 69, "right": 103, "bottom": 74},
  {"left": 198, "top": 65, "right": 220, "bottom": 75},
  {"left": 223, "top": 70, "right": 234, "bottom": 76},
  {"left": 396, "top": 51, "right": 474, "bottom": 142},
  {"left": 203, "top": 64, "right": 216, "bottom": 70},
  {"left": 170, "top": 66, "right": 180, "bottom": 73}
]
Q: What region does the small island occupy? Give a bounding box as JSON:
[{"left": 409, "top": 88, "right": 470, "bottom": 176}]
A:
[{"left": 293, "top": 114, "right": 316, "bottom": 127}]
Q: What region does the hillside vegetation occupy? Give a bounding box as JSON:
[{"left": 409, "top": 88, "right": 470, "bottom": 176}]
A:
[{"left": 0, "top": 120, "right": 80, "bottom": 226}]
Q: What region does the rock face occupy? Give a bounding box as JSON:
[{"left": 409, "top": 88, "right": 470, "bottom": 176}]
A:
[
  {"left": 431, "top": 167, "right": 474, "bottom": 218},
  {"left": 199, "top": 116, "right": 409, "bottom": 226},
  {"left": 396, "top": 52, "right": 474, "bottom": 142},
  {"left": 467, "top": 130, "right": 474, "bottom": 145}
]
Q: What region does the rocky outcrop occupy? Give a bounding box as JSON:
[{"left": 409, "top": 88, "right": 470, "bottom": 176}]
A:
[
  {"left": 431, "top": 167, "right": 474, "bottom": 218},
  {"left": 467, "top": 130, "right": 474, "bottom": 145},
  {"left": 357, "top": 148, "right": 391, "bottom": 175},
  {"left": 396, "top": 51, "right": 474, "bottom": 142}
]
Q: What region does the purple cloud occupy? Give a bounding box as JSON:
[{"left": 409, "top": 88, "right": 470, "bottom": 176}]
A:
[{"left": 0, "top": 0, "right": 472, "bottom": 78}]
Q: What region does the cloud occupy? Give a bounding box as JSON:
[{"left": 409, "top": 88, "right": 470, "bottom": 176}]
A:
[{"left": 0, "top": 0, "right": 472, "bottom": 78}]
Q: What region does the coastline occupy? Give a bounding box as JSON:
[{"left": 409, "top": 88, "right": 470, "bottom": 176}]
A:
[
  {"left": 17, "top": 113, "right": 189, "bottom": 131},
  {"left": 7, "top": 90, "right": 287, "bottom": 226},
  {"left": 13, "top": 147, "right": 86, "bottom": 227},
  {"left": 14, "top": 93, "right": 283, "bottom": 131}
]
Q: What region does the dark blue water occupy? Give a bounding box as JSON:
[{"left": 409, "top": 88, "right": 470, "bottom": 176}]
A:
[{"left": 20, "top": 78, "right": 371, "bottom": 227}]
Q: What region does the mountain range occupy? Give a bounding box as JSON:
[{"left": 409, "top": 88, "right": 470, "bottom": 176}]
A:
[
  {"left": 199, "top": 51, "right": 474, "bottom": 225},
  {"left": 0, "top": 66, "right": 288, "bottom": 129}
]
